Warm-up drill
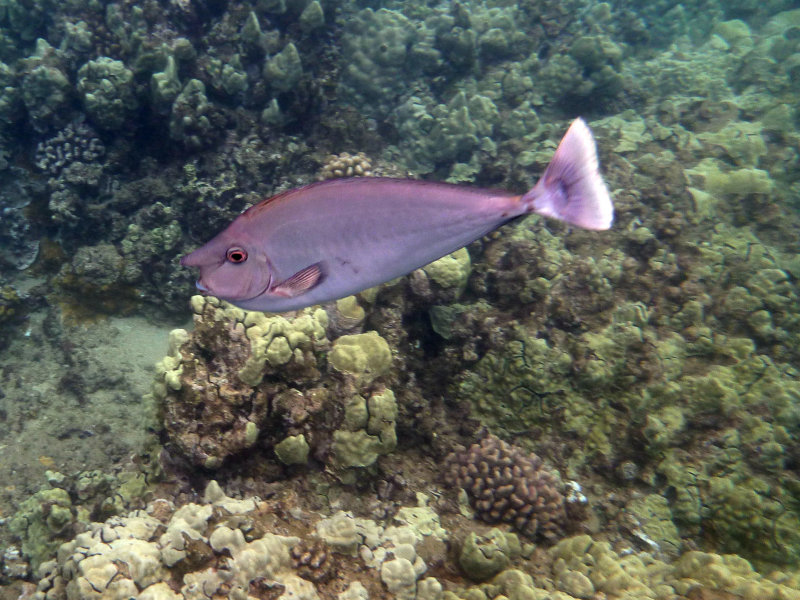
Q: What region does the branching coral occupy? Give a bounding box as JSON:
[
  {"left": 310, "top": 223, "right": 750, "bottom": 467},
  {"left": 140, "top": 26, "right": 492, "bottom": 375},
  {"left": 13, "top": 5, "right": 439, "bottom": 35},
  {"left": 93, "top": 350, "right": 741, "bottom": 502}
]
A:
[
  {"left": 34, "top": 120, "right": 104, "bottom": 177},
  {"left": 317, "top": 152, "right": 373, "bottom": 180}
]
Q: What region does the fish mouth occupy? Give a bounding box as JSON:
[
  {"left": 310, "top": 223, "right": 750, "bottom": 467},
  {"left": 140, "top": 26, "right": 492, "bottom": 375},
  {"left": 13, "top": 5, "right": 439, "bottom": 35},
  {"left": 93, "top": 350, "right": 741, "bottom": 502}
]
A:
[{"left": 195, "top": 280, "right": 210, "bottom": 293}]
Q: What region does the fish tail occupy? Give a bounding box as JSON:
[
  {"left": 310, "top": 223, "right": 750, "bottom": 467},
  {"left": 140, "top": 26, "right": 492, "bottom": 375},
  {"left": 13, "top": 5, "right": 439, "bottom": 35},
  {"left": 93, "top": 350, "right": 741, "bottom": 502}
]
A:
[{"left": 520, "top": 118, "right": 614, "bottom": 230}]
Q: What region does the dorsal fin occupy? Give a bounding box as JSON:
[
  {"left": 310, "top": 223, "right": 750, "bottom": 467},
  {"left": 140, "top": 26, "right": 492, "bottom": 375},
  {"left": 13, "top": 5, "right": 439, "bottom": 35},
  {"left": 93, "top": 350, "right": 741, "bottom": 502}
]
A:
[
  {"left": 243, "top": 185, "right": 312, "bottom": 218},
  {"left": 243, "top": 177, "right": 518, "bottom": 220}
]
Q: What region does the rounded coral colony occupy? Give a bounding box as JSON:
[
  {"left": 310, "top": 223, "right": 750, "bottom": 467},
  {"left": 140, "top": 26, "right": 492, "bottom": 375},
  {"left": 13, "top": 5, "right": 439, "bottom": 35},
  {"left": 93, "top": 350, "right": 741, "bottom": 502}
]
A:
[{"left": 444, "top": 435, "right": 566, "bottom": 541}]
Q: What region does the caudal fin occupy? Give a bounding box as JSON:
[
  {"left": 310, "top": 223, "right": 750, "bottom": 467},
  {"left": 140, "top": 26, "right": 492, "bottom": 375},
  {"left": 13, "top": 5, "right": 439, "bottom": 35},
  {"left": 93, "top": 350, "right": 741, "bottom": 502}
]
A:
[{"left": 521, "top": 118, "right": 614, "bottom": 230}]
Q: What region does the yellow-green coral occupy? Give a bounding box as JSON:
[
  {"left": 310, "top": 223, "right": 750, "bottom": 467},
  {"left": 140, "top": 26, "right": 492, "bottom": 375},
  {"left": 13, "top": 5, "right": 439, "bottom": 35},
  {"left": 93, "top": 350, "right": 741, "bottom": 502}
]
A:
[
  {"left": 9, "top": 487, "right": 76, "bottom": 570},
  {"left": 332, "top": 389, "right": 397, "bottom": 468},
  {"left": 274, "top": 434, "right": 310, "bottom": 465},
  {"left": 656, "top": 435, "right": 800, "bottom": 569},
  {"left": 550, "top": 535, "right": 663, "bottom": 598},
  {"left": 697, "top": 120, "right": 766, "bottom": 166},
  {"left": 446, "top": 534, "right": 800, "bottom": 600},
  {"left": 329, "top": 331, "right": 392, "bottom": 383},
  {"left": 626, "top": 494, "right": 682, "bottom": 558},
  {"left": 687, "top": 157, "right": 773, "bottom": 198},
  {"left": 673, "top": 551, "right": 800, "bottom": 599},
  {"left": 422, "top": 247, "right": 471, "bottom": 293},
  {"left": 185, "top": 296, "right": 329, "bottom": 388},
  {"left": 152, "top": 328, "right": 189, "bottom": 396},
  {"left": 239, "top": 305, "right": 329, "bottom": 386},
  {"left": 458, "top": 529, "right": 519, "bottom": 582},
  {"left": 335, "top": 295, "right": 366, "bottom": 328}
]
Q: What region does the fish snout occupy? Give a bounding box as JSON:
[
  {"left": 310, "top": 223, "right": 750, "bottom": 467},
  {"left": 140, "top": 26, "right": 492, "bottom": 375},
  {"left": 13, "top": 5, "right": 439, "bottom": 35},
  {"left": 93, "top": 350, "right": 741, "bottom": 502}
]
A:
[
  {"left": 180, "top": 253, "right": 200, "bottom": 267},
  {"left": 181, "top": 243, "right": 225, "bottom": 267}
]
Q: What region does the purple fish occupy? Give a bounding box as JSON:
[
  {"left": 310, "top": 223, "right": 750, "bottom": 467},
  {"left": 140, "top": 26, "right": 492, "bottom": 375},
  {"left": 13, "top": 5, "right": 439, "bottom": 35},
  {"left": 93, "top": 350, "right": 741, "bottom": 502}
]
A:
[{"left": 181, "top": 118, "right": 613, "bottom": 313}]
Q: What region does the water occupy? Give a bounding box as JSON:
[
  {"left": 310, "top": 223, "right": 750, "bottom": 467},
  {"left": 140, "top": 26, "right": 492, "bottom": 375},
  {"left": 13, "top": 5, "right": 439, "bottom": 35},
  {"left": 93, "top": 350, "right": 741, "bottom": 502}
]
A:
[{"left": 0, "top": 0, "right": 799, "bottom": 597}]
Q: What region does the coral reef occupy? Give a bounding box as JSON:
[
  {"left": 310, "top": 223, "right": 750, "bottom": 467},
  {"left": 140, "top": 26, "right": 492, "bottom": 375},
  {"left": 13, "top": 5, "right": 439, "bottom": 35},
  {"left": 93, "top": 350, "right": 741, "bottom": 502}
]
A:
[
  {"left": 153, "top": 295, "right": 328, "bottom": 469},
  {"left": 52, "top": 242, "right": 140, "bottom": 322},
  {"left": 2, "top": 1, "right": 800, "bottom": 598},
  {"left": 33, "top": 481, "right": 298, "bottom": 600},
  {"left": 8, "top": 486, "right": 75, "bottom": 575},
  {"left": 458, "top": 528, "right": 522, "bottom": 582},
  {"left": 537, "top": 34, "right": 624, "bottom": 110},
  {"left": 6, "top": 466, "right": 150, "bottom": 577},
  {"left": 76, "top": 57, "right": 138, "bottom": 131},
  {"left": 21, "top": 61, "right": 72, "bottom": 132},
  {"left": 332, "top": 388, "right": 397, "bottom": 469},
  {"left": 392, "top": 90, "right": 500, "bottom": 178},
  {"left": 32, "top": 482, "right": 454, "bottom": 600},
  {"left": 168, "top": 79, "right": 220, "bottom": 150},
  {"left": 28, "top": 481, "right": 800, "bottom": 600},
  {"left": 151, "top": 295, "right": 400, "bottom": 473},
  {"left": 33, "top": 118, "right": 109, "bottom": 240},
  {"left": 264, "top": 42, "right": 303, "bottom": 93},
  {"left": 337, "top": 8, "right": 424, "bottom": 119}
]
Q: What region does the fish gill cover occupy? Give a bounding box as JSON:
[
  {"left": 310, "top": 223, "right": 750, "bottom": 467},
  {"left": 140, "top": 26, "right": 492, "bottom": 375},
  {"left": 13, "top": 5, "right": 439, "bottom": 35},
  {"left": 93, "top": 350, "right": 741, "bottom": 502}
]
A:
[{"left": 0, "top": 0, "right": 799, "bottom": 598}]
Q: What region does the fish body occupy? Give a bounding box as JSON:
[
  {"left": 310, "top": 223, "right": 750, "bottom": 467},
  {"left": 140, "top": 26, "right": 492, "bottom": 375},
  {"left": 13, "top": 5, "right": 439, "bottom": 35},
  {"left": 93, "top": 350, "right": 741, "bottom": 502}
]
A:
[{"left": 181, "top": 118, "right": 614, "bottom": 313}]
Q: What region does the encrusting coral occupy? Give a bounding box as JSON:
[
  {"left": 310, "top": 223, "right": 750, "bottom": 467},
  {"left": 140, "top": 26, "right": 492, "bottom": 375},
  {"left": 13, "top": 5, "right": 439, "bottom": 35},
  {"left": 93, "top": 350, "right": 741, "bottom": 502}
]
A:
[
  {"left": 152, "top": 295, "right": 328, "bottom": 469},
  {"left": 33, "top": 481, "right": 301, "bottom": 600}
]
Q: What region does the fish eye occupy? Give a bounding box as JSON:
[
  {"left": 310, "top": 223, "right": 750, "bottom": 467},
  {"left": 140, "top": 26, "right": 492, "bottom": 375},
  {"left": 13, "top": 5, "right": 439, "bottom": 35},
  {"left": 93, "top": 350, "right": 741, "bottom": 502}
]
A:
[{"left": 226, "top": 247, "right": 248, "bottom": 263}]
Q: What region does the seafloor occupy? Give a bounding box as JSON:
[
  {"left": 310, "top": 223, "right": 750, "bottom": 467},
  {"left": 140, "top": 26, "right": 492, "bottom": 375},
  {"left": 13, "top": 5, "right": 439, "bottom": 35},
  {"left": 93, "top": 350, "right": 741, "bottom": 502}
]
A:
[{"left": 1, "top": 0, "right": 800, "bottom": 599}]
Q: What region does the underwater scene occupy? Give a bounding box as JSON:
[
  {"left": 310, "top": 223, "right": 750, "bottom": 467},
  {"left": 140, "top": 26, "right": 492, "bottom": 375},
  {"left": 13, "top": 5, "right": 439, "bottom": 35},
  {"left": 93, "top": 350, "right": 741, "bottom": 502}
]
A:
[{"left": 1, "top": 0, "right": 800, "bottom": 598}]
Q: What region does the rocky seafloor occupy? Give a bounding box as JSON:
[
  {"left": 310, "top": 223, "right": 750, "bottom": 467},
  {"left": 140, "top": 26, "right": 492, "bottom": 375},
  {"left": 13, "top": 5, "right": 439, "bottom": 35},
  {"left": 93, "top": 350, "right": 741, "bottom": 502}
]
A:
[{"left": 1, "top": 0, "right": 800, "bottom": 598}]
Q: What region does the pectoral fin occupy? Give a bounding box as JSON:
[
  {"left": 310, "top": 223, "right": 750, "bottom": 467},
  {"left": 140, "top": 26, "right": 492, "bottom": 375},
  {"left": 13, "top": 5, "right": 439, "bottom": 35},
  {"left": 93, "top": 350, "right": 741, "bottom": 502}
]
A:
[{"left": 270, "top": 263, "right": 324, "bottom": 298}]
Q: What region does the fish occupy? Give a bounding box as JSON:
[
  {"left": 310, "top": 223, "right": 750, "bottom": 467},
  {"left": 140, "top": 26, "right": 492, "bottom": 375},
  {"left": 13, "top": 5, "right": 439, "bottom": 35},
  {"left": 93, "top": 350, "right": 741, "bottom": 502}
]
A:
[{"left": 181, "top": 118, "right": 614, "bottom": 313}]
